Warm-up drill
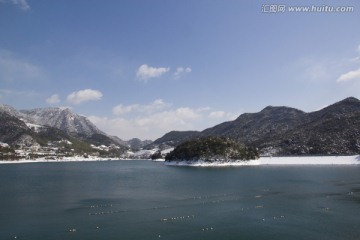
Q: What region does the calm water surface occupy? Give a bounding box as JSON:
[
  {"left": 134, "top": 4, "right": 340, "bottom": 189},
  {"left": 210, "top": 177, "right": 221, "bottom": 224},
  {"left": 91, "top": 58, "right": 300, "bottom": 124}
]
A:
[{"left": 1, "top": 160, "right": 360, "bottom": 240}]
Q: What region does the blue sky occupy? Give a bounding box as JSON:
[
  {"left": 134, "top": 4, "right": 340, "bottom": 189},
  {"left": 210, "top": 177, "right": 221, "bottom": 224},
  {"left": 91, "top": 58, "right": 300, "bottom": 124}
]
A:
[{"left": 1, "top": 0, "right": 360, "bottom": 140}]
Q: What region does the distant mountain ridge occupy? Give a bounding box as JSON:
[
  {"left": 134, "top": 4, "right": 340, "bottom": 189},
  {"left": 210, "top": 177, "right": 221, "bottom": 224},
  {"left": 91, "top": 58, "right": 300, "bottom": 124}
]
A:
[
  {"left": 151, "top": 97, "right": 360, "bottom": 155},
  {"left": 2, "top": 97, "right": 359, "bottom": 157},
  {"left": 146, "top": 131, "right": 200, "bottom": 150},
  {"left": 126, "top": 138, "right": 153, "bottom": 150},
  {"left": 109, "top": 136, "right": 152, "bottom": 150},
  {"left": 202, "top": 105, "right": 307, "bottom": 143}
]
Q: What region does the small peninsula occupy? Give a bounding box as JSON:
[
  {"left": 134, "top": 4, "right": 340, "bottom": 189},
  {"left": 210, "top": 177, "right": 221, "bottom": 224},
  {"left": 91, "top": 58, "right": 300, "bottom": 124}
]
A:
[{"left": 165, "top": 136, "right": 259, "bottom": 163}]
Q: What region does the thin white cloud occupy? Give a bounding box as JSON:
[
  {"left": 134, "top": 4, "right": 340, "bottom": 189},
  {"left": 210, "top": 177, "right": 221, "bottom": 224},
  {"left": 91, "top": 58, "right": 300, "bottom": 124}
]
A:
[
  {"left": 0, "top": 50, "right": 44, "bottom": 82},
  {"left": 46, "top": 94, "right": 61, "bottom": 105},
  {"left": 209, "top": 111, "right": 239, "bottom": 120},
  {"left": 337, "top": 68, "right": 360, "bottom": 82},
  {"left": 174, "top": 67, "right": 192, "bottom": 79},
  {"left": 1, "top": 0, "right": 30, "bottom": 11},
  {"left": 113, "top": 99, "right": 171, "bottom": 116},
  {"left": 196, "top": 106, "right": 211, "bottom": 112},
  {"left": 0, "top": 89, "right": 12, "bottom": 99},
  {"left": 135, "top": 108, "right": 201, "bottom": 129},
  {"left": 66, "top": 89, "right": 103, "bottom": 105},
  {"left": 112, "top": 104, "right": 138, "bottom": 115},
  {"left": 0, "top": 88, "right": 38, "bottom": 98},
  {"left": 88, "top": 116, "right": 139, "bottom": 139},
  {"left": 349, "top": 56, "right": 360, "bottom": 63},
  {"left": 89, "top": 107, "right": 201, "bottom": 140},
  {"left": 12, "top": 0, "right": 30, "bottom": 10},
  {"left": 345, "top": 44, "right": 360, "bottom": 63},
  {"left": 292, "top": 57, "right": 343, "bottom": 84},
  {"left": 136, "top": 64, "right": 170, "bottom": 82},
  {"left": 90, "top": 99, "right": 240, "bottom": 140},
  {"left": 209, "top": 111, "right": 227, "bottom": 118},
  {"left": 304, "top": 62, "right": 329, "bottom": 81},
  {"left": 173, "top": 107, "right": 200, "bottom": 119}
]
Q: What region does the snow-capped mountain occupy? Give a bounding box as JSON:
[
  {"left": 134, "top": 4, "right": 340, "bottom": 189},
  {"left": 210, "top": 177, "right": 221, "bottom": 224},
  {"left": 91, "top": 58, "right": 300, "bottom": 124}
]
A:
[
  {"left": 20, "top": 107, "right": 104, "bottom": 136},
  {"left": 0, "top": 104, "right": 104, "bottom": 136},
  {"left": 0, "top": 104, "right": 130, "bottom": 159},
  {"left": 0, "top": 104, "right": 153, "bottom": 153}
]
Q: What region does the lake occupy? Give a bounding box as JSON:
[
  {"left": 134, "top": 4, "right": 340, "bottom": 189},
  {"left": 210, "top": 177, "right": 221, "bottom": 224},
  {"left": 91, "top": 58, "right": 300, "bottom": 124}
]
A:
[{"left": 1, "top": 160, "right": 360, "bottom": 240}]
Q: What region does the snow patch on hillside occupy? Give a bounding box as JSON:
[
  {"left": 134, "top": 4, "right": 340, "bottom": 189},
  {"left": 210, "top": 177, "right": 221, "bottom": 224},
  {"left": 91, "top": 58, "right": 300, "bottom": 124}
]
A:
[{"left": 23, "top": 121, "right": 44, "bottom": 132}]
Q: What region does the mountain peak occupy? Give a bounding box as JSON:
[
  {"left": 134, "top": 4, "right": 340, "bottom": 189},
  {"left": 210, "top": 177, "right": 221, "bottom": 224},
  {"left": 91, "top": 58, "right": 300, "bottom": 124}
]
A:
[
  {"left": 343, "top": 96, "right": 359, "bottom": 101},
  {"left": 333, "top": 97, "right": 360, "bottom": 106},
  {"left": 316, "top": 97, "right": 360, "bottom": 116},
  {"left": 260, "top": 105, "right": 304, "bottom": 114},
  {"left": 0, "top": 104, "right": 23, "bottom": 118},
  {"left": 61, "top": 107, "right": 73, "bottom": 113}
]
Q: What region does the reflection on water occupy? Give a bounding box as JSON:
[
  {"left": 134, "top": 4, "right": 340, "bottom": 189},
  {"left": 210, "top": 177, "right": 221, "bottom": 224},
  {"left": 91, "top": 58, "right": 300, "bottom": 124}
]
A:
[{"left": 0, "top": 161, "right": 360, "bottom": 240}]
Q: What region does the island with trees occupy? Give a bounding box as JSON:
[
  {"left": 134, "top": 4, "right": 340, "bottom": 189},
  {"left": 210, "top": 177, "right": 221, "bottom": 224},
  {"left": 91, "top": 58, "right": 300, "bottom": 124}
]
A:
[{"left": 165, "top": 136, "right": 259, "bottom": 164}]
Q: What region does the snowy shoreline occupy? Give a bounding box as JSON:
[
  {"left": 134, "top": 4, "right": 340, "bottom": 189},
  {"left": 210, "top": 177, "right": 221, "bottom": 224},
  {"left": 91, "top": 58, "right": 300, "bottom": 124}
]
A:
[
  {"left": 164, "top": 155, "right": 360, "bottom": 167},
  {"left": 0, "top": 155, "right": 359, "bottom": 165},
  {"left": 0, "top": 156, "right": 135, "bottom": 164}
]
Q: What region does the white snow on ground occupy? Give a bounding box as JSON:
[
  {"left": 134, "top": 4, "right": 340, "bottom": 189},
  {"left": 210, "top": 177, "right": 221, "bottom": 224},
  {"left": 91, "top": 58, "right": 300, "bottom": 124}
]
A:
[
  {"left": 161, "top": 148, "right": 174, "bottom": 155},
  {"left": 0, "top": 142, "right": 10, "bottom": 148},
  {"left": 131, "top": 149, "right": 156, "bottom": 158},
  {"left": 23, "top": 121, "right": 44, "bottom": 132},
  {"left": 1, "top": 155, "right": 359, "bottom": 165},
  {"left": 164, "top": 155, "right": 360, "bottom": 167},
  {"left": 151, "top": 148, "right": 175, "bottom": 162},
  {"left": 165, "top": 159, "right": 260, "bottom": 167},
  {"left": 0, "top": 156, "right": 132, "bottom": 164},
  {"left": 260, "top": 155, "right": 360, "bottom": 165},
  {"left": 152, "top": 159, "right": 165, "bottom": 162}
]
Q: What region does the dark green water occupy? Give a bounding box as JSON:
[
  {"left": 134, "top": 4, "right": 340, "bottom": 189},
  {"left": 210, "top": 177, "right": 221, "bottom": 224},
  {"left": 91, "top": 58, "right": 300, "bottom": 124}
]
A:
[{"left": 1, "top": 161, "right": 360, "bottom": 240}]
